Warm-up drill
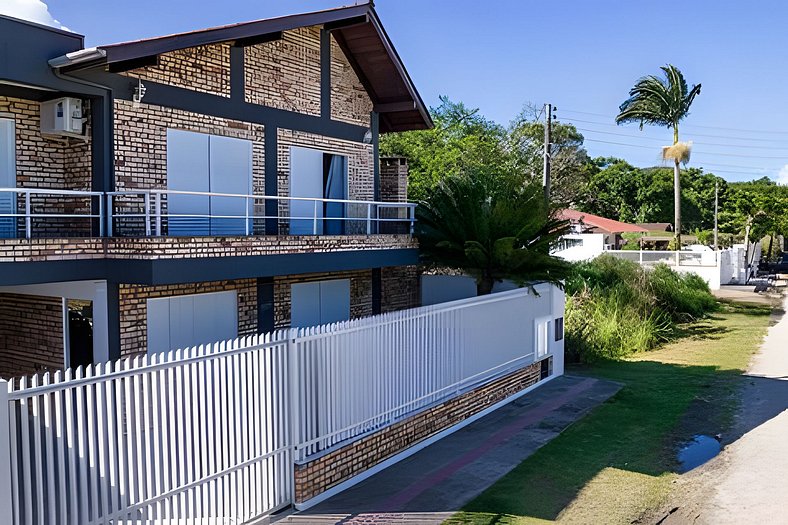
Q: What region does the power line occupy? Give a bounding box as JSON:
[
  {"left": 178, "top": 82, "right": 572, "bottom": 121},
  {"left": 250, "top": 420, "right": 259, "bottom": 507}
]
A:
[
  {"left": 560, "top": 108, "right": 788, "bottom": 135},
  {"left": 574, "top": 127, "right": 788, "bottom": 151},
  {"left": 582, "top": 138, "right": 788, "bottom": 159},
  {"left": 559, "top": 116, "right": 788, "bottom": 143}
]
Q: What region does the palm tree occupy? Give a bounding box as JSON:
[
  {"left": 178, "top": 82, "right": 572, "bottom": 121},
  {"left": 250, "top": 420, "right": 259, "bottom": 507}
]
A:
[
  {"left": 615, "top": 65, "right": 701, "bottom": 248},
  {"left": 416, "top": 171, "right": 572, "bottom": 295}
]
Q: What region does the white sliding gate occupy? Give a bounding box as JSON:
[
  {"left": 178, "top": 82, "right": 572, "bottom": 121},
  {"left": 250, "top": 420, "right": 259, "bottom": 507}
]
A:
[{"left": 0, "top": 286, "right": 564, "bottom": 525}]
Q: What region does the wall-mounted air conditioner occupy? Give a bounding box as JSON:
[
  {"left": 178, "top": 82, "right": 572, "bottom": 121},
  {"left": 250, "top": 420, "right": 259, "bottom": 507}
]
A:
[{"left": 40, "top": 97, "right": 86, "bottom": 138}]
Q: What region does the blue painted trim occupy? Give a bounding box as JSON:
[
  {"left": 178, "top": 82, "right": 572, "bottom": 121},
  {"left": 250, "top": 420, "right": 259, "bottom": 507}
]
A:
[{"left": 0, "top": 248, "right": 419, "bottom": 286}]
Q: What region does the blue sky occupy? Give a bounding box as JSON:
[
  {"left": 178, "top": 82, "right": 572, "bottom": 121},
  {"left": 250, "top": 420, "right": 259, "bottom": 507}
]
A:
[{"left": 7, "top": 0, "right": 788, "bottom": 183}]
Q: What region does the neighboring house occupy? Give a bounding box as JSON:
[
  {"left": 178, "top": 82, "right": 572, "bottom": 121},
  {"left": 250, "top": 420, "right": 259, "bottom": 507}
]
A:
[
  {"left": 558, "top": 209, "right": 647, "bottom": 249},
  {"left": 637, "top": 222, "right": 674, "bottom": 234},
  {"left": 0, "top": 2, "right": 432, "bottom": 378}
]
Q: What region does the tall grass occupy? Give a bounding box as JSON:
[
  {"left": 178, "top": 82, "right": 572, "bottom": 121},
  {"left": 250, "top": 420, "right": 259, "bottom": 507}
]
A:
[{"left": 565, "top": 255, "right": 717, "bottom": 362}]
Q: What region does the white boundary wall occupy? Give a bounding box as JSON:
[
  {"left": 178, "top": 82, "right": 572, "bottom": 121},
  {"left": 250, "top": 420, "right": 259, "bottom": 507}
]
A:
[{"left": 0, "top": 286, "right": 565, "bottom": 525}]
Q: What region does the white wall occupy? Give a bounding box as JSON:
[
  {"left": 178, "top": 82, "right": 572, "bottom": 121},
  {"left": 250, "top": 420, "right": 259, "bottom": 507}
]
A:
[
  {"left": 419, "top": 275, "right": 565, "bottom": 375},
  {"left": 420, "top": 275, "right": 518, "bottom": 306},
  {"left": 552, "top": 233, "right": 606, "bottom": 262}
]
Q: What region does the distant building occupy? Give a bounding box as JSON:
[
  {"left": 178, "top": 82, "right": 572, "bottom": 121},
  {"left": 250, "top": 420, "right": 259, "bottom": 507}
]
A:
[{"left": 558, "top": 209, "right": 647, "bottom": 250}]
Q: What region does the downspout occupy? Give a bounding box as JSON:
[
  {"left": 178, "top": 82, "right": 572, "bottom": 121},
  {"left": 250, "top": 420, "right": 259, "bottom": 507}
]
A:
[{"left": 52, "top": 68, "right": 121, "bottom": 361}]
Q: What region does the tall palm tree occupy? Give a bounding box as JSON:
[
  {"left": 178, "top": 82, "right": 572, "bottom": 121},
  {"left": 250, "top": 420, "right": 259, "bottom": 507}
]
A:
[
  {"left": 416, "top": 171, "right": 572, "bottom": 295},
  {"left": 615, "top": 65, "right": 701, "bottom": 248}
]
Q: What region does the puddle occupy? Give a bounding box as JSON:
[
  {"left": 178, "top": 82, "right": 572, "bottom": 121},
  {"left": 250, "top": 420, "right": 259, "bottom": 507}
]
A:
[{"left": 677, "top": 434, "right": 721, "bottom": 473}]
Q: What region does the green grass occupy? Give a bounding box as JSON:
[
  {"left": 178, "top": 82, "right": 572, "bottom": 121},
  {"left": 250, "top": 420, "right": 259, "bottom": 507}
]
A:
[{"left": 447, "top": 301, "right": 772, "bottom": 525}]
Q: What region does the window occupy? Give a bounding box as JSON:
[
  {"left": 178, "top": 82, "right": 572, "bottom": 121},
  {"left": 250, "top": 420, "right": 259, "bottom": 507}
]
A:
[
  {"left": 290, "top": 147, "right": 347, "bottom": 235},
  {"left": 166, "top": 129, "right": 253, "bottom": 235},
  {"left": 147, "top": 291, "right": 238, "bottom": 354},
  {"left": 555, "top": 317, "right": 564, "bottom": 341},
  {"left": 291, "top": 279, "right": 351, "bottom": 328},
  {"left": 0, "top": 118, "right": 16, "bottom": 238}
]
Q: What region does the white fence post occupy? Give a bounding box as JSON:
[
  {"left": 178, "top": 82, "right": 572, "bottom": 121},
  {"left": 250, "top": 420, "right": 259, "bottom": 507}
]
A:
[{"left": 0, "top": 379, "right": 13, "bottom": 525}]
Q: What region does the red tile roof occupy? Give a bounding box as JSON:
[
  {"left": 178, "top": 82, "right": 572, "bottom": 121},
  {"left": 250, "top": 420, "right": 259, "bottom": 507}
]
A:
[{"left": 558, "top": 209, "right": 648, "bottom": 234}]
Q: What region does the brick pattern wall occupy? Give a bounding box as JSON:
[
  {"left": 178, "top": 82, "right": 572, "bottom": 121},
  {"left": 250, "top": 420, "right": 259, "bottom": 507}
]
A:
[
  {"left": 381, "top": 265, "right": 420, "bottom": 313},
  {"left": 244, "top": 27, "right": 321, "bottom": 116},
  {"left": 1, "top": 96, "right": 93, "bottom": 236},
  {"left": 330, "top": 35, "right": 373, "bottom": 127},
  {"left": 0, "top": 235, "right": 416, "bottom": 262},
  {"left": 123, "top": 43, "right": 231, "bottom": 97},
  {"left": 273, "top": 270, "right": 372, "bottom": 328},
  {"left": 277, "top": 128, "right": 374, "bottom": 234},
  {"left": 0, "top": 293, "right": 64, "bottom": 379},
  {"left": 118, "top": 279, "right": 257, "bottom": 356},
  {"left": 113, "top": 99, "right": 265, "bottom": 192},
  {"left": 294, "top": 360, "right": 544, "bottom": 503}
]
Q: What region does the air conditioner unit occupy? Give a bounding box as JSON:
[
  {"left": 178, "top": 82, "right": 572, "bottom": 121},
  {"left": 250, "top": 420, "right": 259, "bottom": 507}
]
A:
[{"left": 40, "top": 97, "right": 86, "bottom": 138}]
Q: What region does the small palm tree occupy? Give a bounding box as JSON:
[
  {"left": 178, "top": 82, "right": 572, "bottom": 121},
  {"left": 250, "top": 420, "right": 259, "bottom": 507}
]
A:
[
  {"left": 416, "top": 172, "right": 572, "bottom": 295},
  {"left": 616, "top": 65, "right": 701, "bottom": 248}
]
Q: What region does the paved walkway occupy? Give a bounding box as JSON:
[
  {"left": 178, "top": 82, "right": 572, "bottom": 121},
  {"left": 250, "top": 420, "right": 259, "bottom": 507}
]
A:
[
  {"left": 275, "top": 375, "right": 621, "bottom": 525},
  {"left": 696, "top": 296, "right": 788, "bottom": 524}
]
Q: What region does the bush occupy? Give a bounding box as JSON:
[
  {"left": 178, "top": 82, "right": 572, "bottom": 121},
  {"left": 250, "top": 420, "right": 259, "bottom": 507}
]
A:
[{"left": 565, "top": 255, "right": 717, "bottom": 362}]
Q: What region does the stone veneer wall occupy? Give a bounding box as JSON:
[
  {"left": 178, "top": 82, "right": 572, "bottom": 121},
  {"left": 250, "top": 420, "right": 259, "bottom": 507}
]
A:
[
  {"left": 273, "top": 270, "right": 373, "bottom": 328},
  {"left": 381, "top": 265, "right": 420, "bottom": 313},
  {"left": 330, "top": 35, "right": 373, "bottom": 127},
  {"left": 113, "top": 99, "right": 265, "bottom": 192},
  {"left": 123, "top": 43, "right": 231, "bottom": 97},
  {"left": 0, "top": 293, "right": 64, "bottom": 379},
  {"left": 244, "top": 27, "right": 321, "bottom": 116},
  {"left": 118, "top": 280, "right": 257, "bottom": 357},
  {"left": 294, "top": 360, "right": 544, "bottom": 503}
]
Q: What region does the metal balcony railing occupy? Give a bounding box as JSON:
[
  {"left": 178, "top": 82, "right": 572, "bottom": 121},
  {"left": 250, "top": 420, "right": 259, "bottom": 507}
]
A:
[
  {"left": 0, "top": 188, "right": 104, "bottom": 239},
  {"left": 0, "top": 188, "right": 417, "bottom": 239}
]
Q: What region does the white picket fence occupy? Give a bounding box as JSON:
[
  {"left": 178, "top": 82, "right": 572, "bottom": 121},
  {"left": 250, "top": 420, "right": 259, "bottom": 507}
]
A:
[{"left": 0, "top": 286, "right": 563, "bottom": 525}]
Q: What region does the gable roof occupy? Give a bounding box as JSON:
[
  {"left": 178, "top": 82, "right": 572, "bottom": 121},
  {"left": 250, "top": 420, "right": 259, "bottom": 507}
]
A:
[
  {"left": 637, "top": 222, "right": 674, "bottom": 232},
  {"left": 48, "top": 2, "right": 432, "bottom": 132},
  {"left": 558, "top": 209, "right": 648, "bottom": 234}
]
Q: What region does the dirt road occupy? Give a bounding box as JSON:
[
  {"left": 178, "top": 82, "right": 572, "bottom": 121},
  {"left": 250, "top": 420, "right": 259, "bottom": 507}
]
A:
[{"left": 657, "top": 297, "right": 788, "bottom": 524}]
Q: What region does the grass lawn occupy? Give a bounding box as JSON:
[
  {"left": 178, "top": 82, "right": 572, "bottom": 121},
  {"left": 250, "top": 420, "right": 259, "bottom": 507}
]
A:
[{"left": 447, "top": 300, "right": 773, "bottom": 525}]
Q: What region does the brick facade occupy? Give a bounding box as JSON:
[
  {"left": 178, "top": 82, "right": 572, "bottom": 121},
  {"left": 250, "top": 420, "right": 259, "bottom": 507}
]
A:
[
  {"left": 380, "top": 157, "right": 408, "bottom": 203},
  {"left": 123, "top": 43, "right": 231, "bottom": 97},
  {"left": 273, "top": 270, "right": 373, "bottom": 328},
  {"left": 1, "top": 96, "right": 93, "bottom": 236},
  {"left": 381, "top": 265, "right": 420, "bottom": 313},
  {"left": 118, "top": 279, "right": 257, "bottom": 356},
  {"left": 113, "top": 99, "right": 265, "bottom": 192},
  {"left": 294, "top": 360, "right": 545, "bottom": 503},
  {"left": 244, "top": 27, "right": 321, "bottom": 116},
  {"left": 0, "top": 293, "right": 64, "bottom": 379},
  {"left": 330, "top": 35, "right": 373, "bottom": 127}
]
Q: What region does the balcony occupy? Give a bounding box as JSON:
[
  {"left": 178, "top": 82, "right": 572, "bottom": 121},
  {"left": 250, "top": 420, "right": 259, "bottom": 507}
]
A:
[{"left": 0, "top": 188, "right": 418, "bottom": 264}]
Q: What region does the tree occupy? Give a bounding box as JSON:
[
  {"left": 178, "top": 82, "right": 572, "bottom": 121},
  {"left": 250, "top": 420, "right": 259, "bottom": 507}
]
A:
[
  {"left": 380, "top": 96, "right": 510, "bottom": 201},
  {"left": 416, "top": 171, "right": 572, "bottom": 295},
  {"left": 616, "top": 65, "right": 702, "bottom": 248}
]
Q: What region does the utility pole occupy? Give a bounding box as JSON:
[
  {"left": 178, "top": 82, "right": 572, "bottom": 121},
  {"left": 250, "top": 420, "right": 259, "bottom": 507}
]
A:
[
  {"left": 713, "top": 179, "right": 719, "bottom": 250},
  {"left": 543, "top": 103, "right": 553, "bottom": 205}
]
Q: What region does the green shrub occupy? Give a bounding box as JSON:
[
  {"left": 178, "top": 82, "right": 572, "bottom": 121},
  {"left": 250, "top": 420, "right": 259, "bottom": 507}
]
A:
[{"left": 565, "top": 255, "right": 717, "bottom": 362}]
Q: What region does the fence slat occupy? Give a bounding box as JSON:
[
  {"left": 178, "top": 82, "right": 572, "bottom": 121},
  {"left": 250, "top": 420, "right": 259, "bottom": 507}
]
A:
[{"left": 1, "top": 287, "right": 554, "bottom": 524}]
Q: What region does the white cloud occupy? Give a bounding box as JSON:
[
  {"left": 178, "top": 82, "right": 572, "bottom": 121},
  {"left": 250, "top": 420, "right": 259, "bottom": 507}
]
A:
[
  {"left": 777, "top": 165, "right": 788, "bottom": 186},
  {"left": 0, "top": 0, "right": 69, "bottom": 31}
]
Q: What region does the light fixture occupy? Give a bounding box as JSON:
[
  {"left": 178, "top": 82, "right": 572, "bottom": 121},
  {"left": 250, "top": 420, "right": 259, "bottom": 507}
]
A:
[
  {"left": 363, "top": 128, "right": 373, "bottom": 144},
  {"left": 132, "top": 79, "right": 147, "bottom": 107}
]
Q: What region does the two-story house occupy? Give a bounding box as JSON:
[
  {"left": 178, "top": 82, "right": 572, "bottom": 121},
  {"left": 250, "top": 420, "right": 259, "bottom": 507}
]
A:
[{"left": 0, "top": 1, "right": 431, "bottom": 378}]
